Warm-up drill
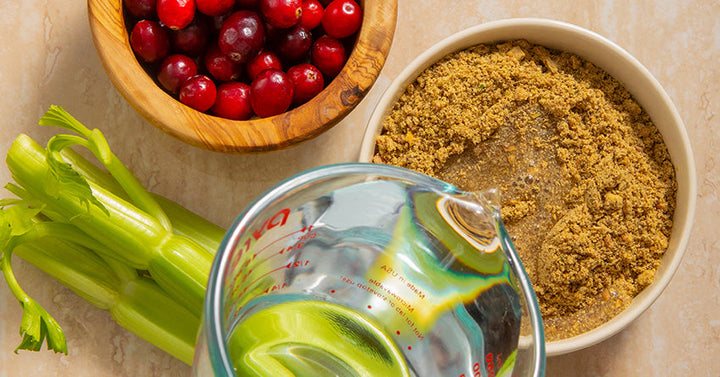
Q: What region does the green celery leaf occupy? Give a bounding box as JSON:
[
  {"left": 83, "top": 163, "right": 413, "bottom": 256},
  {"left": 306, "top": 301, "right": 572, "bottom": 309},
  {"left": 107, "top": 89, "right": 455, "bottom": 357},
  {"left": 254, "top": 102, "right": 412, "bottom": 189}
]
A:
[
  {"left": 38, "top": 105, "right": 92, "bottom": 138},
  {"left": 0, "top": 201, "right": 42, "bottom": 246},
  {"left": 43, "top": 135, "right": 109, "bottom": 216},
  {"left": 16, "top": 297, "right": 68, "bottom": 354},
  {"left": 40, "top": 107, "right": 163, "bottom": 226}
]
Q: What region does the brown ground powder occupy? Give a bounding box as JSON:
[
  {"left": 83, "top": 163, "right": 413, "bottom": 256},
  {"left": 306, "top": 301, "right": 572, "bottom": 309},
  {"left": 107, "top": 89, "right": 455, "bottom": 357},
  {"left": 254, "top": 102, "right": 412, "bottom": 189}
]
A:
[{"left": 373, "top": 40, "right": 677, "bottom": 340}]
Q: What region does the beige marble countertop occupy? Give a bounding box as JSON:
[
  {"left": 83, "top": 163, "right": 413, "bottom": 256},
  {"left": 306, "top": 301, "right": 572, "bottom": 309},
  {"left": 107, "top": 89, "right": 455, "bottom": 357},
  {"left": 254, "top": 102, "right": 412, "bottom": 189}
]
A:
[{"left": 1, "top": 0, "right": 718, "bottom": 376}]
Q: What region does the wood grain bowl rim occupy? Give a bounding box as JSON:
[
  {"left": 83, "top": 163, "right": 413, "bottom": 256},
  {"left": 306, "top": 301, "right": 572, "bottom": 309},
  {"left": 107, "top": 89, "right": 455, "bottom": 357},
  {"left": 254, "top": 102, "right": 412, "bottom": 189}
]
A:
[{"left": 87, "top": 0, "right": 398, "bottom": 153}]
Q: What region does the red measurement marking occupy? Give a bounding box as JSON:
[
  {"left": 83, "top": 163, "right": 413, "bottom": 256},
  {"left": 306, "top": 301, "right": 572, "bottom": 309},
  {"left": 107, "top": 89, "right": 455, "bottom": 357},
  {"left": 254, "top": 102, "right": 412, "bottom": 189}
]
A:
[
  {"left": 482, "top": 352, "right": 503, "bottom": 377},
  {"left": 241, "top": 239, "right": 309, "bottom": 279},
  {"left": 297, "top": 231, "right": 316, "bottom": 241},
  {"left": 244, "top": 228, "right": 314, "bottom": 268},
  {"left": 244, "top": 264, "right": 293, "bottom": 288},
  {"left": 330, "top": 289, "right": 336, "bottom": 293},
  {"left": 286, "top": 260, "right": 310, "bottom": 268},
  {"left": 253, "top": 230, "right": 304, "bottom": 257},
  {"left": 238, "top": 208, "right": 291, "bottom": 255},
  {"left": 407, "top": 346, "right": 412, "bottom": 350},
  {"left": 231, "top": 226, "right": 315, "bottom": 297},
  {"left": 235, "top": 245, "right": 311, "bottom": 293},
  {"left": 264, "top": 282, "right": 288, "bottom": 293},
  {"left": 240, "top": 269, "right": 254, "bottom": 283},
  {"left": 278, "top": 242, "right": 305, "bottom": 255},
  {"left": 367, "top": 305, "right": 372, "bottom": 309},
  {"left": 242, "top": 224, "right": 314, "bottom": 268},
  {"left": 243, "top": 260, "right": 310, "bottom": 288},
  {"left": 396, "top": 330, "right": 400, "bottom": 335},
  {"left": 228, "top": 235, "right": 242, "bottom": 270},
  {"left": 229, "top": 275, "right": 239, "bottom": 290}
]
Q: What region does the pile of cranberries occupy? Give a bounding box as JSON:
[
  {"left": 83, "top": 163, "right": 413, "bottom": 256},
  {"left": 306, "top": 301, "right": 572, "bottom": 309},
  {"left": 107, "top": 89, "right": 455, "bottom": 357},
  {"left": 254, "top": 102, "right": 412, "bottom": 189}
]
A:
[{"left": 125, "top": 0, "right": 362, "bottom": 120}]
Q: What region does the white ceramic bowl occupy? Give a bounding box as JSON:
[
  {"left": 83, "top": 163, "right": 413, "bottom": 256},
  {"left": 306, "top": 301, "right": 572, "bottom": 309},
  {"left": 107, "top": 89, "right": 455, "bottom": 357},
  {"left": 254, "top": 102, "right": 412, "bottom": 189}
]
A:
[{"left": 359, "top": 18, "right": 697, "bottom": 356}]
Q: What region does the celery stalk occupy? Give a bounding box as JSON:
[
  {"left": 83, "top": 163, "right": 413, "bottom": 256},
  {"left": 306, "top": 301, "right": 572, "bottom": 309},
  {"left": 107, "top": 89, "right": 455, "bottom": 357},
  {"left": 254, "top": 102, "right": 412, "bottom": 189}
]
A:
[
  {"left": 1, "top": 195, "right": 200, "bottom": 363},
  {"left": 111, "top": 276, "right": 199, "bottom": 364},
  {"left": 152, "top": 194, "right": 226, "bottom": 254},
  {"left": 14, "top": 236, "right": 199, "bottom": 364},
  {"left": 7, "top": 131, "right": 212, "bottom": 313},
  {"left": 14, "top": 237, "right": 120, "bottom": 310},
  {"left": 0, "top": 106, "right": 225, "bottom": 363},
  {"left": 58, "top": 147, "right": 225, "bottom": 253}
]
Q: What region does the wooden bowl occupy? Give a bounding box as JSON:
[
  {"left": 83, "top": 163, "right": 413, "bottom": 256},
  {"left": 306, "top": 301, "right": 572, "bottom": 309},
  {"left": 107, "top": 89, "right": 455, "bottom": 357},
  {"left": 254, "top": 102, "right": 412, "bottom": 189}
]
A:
[{"left": 87, "top": 0, "right": 397, "bottom": 153}]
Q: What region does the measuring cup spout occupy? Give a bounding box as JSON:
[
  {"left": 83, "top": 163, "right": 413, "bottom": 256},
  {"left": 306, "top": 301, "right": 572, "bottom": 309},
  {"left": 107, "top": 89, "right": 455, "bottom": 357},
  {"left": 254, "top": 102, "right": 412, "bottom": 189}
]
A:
[
  {"left": 424, "top": 188, "right": 506, "bottom": 255},
  {"left": 469, "top": 188, "right": 502, "bottom": 213}
]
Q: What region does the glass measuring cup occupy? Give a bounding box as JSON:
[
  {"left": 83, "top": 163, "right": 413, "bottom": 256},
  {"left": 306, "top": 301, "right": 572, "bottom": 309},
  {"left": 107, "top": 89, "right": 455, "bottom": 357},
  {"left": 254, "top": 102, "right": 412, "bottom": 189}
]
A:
[{"left": 193, "top": 163, "right": 545, "bottom": 377}]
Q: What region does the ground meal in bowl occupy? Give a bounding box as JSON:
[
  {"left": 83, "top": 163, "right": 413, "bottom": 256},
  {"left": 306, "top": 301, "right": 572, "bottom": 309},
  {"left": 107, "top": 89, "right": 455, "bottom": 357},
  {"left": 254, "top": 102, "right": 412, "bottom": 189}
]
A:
[{"left": 372, "top": 40, "right": 677, "bottom": 341}]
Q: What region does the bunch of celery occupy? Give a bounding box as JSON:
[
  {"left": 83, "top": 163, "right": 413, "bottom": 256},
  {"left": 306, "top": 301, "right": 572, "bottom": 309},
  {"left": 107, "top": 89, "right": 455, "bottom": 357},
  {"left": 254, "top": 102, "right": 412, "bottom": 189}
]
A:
[{"left": 0, "top": 106, "right": 227, "bottom": 365}]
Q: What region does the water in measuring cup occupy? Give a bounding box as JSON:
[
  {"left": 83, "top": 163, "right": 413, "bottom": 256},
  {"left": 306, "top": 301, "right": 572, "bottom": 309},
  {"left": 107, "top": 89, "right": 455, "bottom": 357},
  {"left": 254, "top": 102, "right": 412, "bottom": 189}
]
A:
[
  {"left": 224, "top": 179, "right": 523, "bottom": 377},
  {"left": 228, "top": 300, "right": 411, "bottom": 376}
]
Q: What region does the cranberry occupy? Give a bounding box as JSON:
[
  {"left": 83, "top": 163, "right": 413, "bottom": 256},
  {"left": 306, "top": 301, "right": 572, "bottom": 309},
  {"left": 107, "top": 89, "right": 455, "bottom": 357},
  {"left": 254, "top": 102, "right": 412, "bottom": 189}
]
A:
[
  {"left": 250, "top": 68, "right": 293, "bottom": 117},
  {"left": 212, "top": 82, "right": 253, "bottom": 120},
  {"left": 179, "top": 74, "right": 217, "bottom": 111},
  {"left": 277, "top": 25, "right": 312, "bottom": 62},
  {"left": 218, "top": 10, "right": 265, "bottom": 63},
  {"left": 246, "top": 50, "right": 283, "bottom": 81},
  {"left": 157, "top": 0, "right": 197, "bottom": 30},
  {"left": 158, "top": 54, "right": 198, "bottom": 92},
  {"left": 170, "top": 16, "right": 211, "bottom": 57},
  {"left": 321, "top": 0, "right": 361, "bottom": 39},
  {"left": 196, "top": 0, "right": 234, "bottom": 16},
  {"left": 204, "top": 44, "right": 244, "bottom": 81},
  {"left": 299, "top": 0, "right": 323, "bottom": 30},
  {"left": 124, "top": 0, "right": 156, "bottom": 18},
  {"left": 260, "top": 0, "right": 302, "bottom": 28},
  {"left": 130, "top": 20, "right": 170, "bottom": 62},
  {"left": 287, "top": 63, "right": 324, "bottom": 105},
  {"left": 311, "top": 35, "right": 345, "bottom": 77}
]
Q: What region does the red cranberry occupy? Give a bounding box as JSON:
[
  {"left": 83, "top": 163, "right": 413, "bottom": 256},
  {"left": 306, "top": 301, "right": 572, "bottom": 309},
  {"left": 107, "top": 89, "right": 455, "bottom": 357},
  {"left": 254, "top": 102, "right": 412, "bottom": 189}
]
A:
[
  {"left": 218, "top": 10, "right": 265, "bottom": 63},
  {"left": 212, "top": 82, "right": 253, "bottom": 120},
  {"left": 158, "top": 54, "right": 198, "bottom": 92},
  {"left": 321, "top": 0, "right": 361, "bottom": 39},
  {"left": 124, "top": 0, "right": 156, "bottom": 18},
  {"left": 203, "top": 44, "right": 244, "bottom": 81},
  {"left": 287, "top": 63, "right": 324, "bottom": 105},
  {"left": 250, "top": 68, "right": 293, "bottom": 117},
  {"left": 260, "top": 0, "right": 302, "bottom": 28},
  {"left": 130, "top": 20, "right": 170, "bottom": 62},
  {"left": 299, "top": 0, "right": 323, "bottom": 30},
  {"left": 179, "top": 74, "right": 217, "bottom": 111},
  {"left": 246, "top": 50, "right": 283, "bottom": 81},
  {"left": 311, "top": 35, "right": 345, "bottom": 77},
  {"left": 170, "top": 16, "right": 211, "bottom": 57},
  {"left": 277, "top": 25, "right": 312, "bottom": 62},
  {"left": 157, "top": 0, "right": 197, "bottom": 30},
  {"left": 196, "top": 0, "right": 234, "bottom": 16}
]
